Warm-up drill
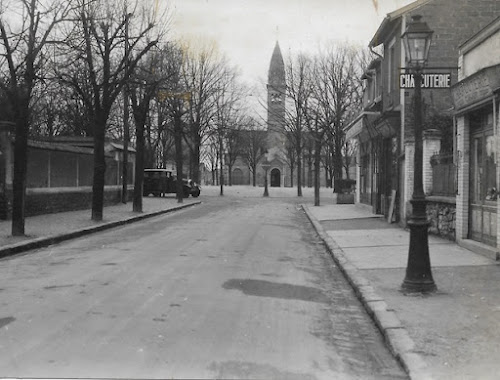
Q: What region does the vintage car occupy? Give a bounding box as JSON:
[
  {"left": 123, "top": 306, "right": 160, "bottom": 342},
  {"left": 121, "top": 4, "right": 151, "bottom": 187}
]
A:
[{"left": 143, "top": 169, "right": 200, "bottom": 198}]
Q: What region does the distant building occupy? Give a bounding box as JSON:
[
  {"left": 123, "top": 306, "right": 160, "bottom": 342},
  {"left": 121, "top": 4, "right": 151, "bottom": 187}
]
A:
[{"left": 229, "top": 42, "right": 329, "bottom": 188}]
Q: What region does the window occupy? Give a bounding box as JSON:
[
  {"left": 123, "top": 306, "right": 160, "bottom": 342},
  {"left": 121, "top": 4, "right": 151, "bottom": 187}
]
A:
[
  {"left": 387, "top": 38, "right": 397, "bottom": 102},
  {"left": 387, "top": 41, "right": 393, "bottom": 91}
]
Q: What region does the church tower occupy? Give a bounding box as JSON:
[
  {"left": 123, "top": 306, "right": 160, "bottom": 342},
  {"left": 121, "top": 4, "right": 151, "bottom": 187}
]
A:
[{"left": 267, "top": 41, "right": 286, "bottom": 152}]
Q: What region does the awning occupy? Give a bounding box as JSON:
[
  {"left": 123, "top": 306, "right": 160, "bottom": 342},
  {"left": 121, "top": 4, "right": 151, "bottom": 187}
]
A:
[{"left": 345, "top": 112, "right": 381, "bottom": 140}]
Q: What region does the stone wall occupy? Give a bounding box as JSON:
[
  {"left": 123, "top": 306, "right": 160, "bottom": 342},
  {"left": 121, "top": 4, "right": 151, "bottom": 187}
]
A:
[
  {"left": 426, "top": 196, "right": 456, "bottom": 241},
  {"left": 3, "top": 187, "right": 134, "bottom": 218}
]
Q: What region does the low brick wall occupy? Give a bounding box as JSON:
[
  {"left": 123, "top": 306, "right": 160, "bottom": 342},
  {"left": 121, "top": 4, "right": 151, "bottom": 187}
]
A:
[
  {"left": 2, "top": 186, "right": 134, "bottom": 219},
  {"left": 426, "top": 196, "right": 456, "bottom": 241}
]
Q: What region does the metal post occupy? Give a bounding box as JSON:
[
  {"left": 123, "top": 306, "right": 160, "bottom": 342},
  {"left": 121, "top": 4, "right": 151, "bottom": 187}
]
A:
[
  {"left": 263, "top": 168, "right": 269, "bottom": 197},
  {"left": 402, "top": 67, "right": 436, "bottom": 293}
]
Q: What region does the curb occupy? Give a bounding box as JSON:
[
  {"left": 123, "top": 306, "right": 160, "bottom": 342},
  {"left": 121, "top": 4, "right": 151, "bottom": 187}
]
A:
[
  {"left": 302, "top": 204, "right": 433, "bottom": 380},
  {"left": 0, "top": 201, "right": 201, "bottom": 260}
]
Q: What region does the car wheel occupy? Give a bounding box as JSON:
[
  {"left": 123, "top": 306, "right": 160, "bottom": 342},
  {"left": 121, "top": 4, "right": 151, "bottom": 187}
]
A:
[{"left": 192, "top": 190, "right": 200, "bottom": 198}]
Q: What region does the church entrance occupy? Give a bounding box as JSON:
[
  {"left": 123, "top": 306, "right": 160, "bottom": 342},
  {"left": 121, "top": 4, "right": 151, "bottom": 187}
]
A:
[
  {"left": 232, "top": 168, "right": 244, "bottom": 185},
  {"left": 270, "top": 168, "right": 281, "bottom": 187}
]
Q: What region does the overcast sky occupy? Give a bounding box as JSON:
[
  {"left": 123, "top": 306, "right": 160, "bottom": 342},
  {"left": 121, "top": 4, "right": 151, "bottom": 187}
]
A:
[{"left": 167, "top": 0, "right": 413, "bottom": 97}]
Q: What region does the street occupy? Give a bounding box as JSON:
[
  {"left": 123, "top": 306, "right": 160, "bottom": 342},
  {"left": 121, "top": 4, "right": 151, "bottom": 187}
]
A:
[{"left": 0, "top": 193, "right": 407, "bottom": 379}]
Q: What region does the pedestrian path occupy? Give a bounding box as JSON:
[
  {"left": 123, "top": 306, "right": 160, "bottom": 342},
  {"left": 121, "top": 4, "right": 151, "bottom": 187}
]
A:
[
  {"left": 305, "top": 203, "right": 500, "bottom": 380},
  {"left": 0, "top": 196, "right": 200, "bottom": 258}
]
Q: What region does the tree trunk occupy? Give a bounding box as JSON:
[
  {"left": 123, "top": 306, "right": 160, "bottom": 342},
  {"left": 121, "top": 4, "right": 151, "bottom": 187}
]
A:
[
  {"left": 192, "top": 135, "right": 201, "bottom": 183},
  {"left": 219, "top": 136, "right": 224, "bottom": 196},
  {"left": 122, "top": 88, "right": 129, "bottom": 204},
  {"left": 252, "top": 165, "right": 257, "bottom": 186},
  {"left": 91, "top": 112, "right": 107, "bottom": 221},
  {"left": 333, "top": 136, "right": 344, "bottom": 186},
  {"left": 307, "top": 158, "right": 313, "bottom": 187},
  {"left": 174, "top": 115, "right": 183, "bottom": 203},
  {"left": 314, "top": 137, "right": 321, "bottom": 206},
  {"left": 133, "top": 116, "right": 145, "bottom": 213},
  {"left": 228, "top": 163, "right": 232, "bottom": 186},
  {"left": 296, "top": 150, "right": 302, "bottom": 197},
  {"left": 11, "top": 107, "right": 29, "bottom": 236}
]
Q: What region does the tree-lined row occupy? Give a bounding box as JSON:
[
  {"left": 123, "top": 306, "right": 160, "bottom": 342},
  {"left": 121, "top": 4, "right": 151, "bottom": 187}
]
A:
[
  {"left": 279, "top": 45, "right": 369, "bottom": 205},
  {"left": 0, "top": 0, "right": 254, "bottom": 235}
]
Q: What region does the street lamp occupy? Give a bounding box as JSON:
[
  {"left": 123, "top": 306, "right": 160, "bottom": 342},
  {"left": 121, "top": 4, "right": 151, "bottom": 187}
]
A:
[
  {"left": 401, "top": 15, "right": 436, "bottom": 293},
  {"left": 261, "top": 153, "right": 270, "bottom": 197}
]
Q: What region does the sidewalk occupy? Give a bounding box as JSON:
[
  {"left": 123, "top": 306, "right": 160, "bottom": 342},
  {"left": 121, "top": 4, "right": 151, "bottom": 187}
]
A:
[
  {"left": 304, "top": 203, "right": 500, "bottom": 380},
  {"left": 0, "top": 196, "right": 200, "bottom": 259}
]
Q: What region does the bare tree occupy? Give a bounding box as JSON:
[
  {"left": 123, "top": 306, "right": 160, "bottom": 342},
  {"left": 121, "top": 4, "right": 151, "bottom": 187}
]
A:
[
  {"left": 303, "top": 134, "right": 314, "bottom": 188},
  {"left": 58, "top": 0, "right": 161, "bottom": 220},
  {"left": 242, "top": 120, "right": 267, "bottom": 187},
  {"left": 211, "top": 69, "right": 242, "bottom": 195},
  {"left": 315, "top": 44, "right": 364, "bottom": 191},
  {"left": 203, "top": 134, "right": 219, "bottom": 185},
  {"left": 182, "top": 44, "right": 233, "bottom": 184},
  {"left": 154, "top": 103, "right": 175, "bottom": 169},
  {"left": 0, "top": 0, "right": 75, "bottom": 235},
  {"left": 342, "top": 139, "right": 358, "bottom": 180},
  {"left": 30, "top": 81, "right": 67, "bottom": 137},
  {"left": 129, "top": 48, "right": 166, "bottom": 212},
  {"left": 283, "top": 132, "right": 297, "bottom": 187},
  {"left": 224, "top": 116, "right": 245, "bottom": 186},
  {"left": 284, "top": 53, "right": 314, "bottom": 197},
  {"left": 159, "top": 42, "right": 192, "bottom": 202}
]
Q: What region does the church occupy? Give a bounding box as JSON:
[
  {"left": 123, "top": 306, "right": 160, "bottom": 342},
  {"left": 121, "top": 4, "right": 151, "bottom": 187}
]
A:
[
  {"left": 228, "top": 42, "right": 328, "bottom": 188},
  {"left": 229, "top": 42, "right": 328, "bottom": 188}
]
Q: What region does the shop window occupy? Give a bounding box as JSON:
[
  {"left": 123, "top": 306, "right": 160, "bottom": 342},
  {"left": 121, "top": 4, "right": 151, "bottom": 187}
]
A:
[{"left": 470, "top": 109, "right": 496, "bottom": 203}]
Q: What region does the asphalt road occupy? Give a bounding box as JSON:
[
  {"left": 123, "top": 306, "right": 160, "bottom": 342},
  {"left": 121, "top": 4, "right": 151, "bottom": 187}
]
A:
[{"left": 0, "top": 195, "right": 407, "bottom": 379}]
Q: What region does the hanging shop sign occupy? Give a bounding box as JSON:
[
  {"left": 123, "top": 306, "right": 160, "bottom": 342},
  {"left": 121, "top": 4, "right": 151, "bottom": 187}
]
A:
[
  {"left": 451, "top": 65, "right": 500, "bottom": 111},
  {"left": 400, "top": 73, "right": 452, "bottom": 89}
]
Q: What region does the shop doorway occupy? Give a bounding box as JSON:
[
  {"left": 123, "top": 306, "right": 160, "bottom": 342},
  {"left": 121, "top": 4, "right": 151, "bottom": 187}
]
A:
[{"left": 469, "top": 110, "right": 497, "bottom": 247}]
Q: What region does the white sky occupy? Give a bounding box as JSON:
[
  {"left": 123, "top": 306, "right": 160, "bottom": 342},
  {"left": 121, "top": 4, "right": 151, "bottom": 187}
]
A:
[{"left": 165, "top": 0, "right": 414, "bottom": 112}]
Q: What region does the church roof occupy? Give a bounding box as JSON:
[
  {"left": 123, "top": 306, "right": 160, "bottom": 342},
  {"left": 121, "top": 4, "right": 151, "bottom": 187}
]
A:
[{"left": 268, "top": 41, "right": 285, "bottom": 86}]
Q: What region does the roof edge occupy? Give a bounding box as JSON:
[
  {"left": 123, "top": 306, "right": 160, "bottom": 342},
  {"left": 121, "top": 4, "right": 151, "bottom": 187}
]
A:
[
  {"left": 460, "top": 16, "right": 500, "bottom": 55},
  {"left": 369, "top": 0, "right": 433, "bottom": 47}
]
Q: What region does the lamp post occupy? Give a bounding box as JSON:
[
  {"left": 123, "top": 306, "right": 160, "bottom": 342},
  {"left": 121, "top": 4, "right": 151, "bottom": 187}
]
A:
[
  {"left": 401, "top": 15, "right": 436, "bottom": 293},
  {"left": 261, "top": 155, "right": 270, "bottom": 197}
]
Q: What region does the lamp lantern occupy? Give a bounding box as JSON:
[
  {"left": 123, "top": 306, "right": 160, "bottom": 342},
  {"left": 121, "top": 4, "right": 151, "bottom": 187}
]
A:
[{"left": 402, "top": 15, "right": 433, "bottom": 68}]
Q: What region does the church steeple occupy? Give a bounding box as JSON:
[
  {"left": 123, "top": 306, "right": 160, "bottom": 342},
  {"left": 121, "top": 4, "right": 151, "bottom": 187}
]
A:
[
  {"left": 267, "top": 41, "right": 286, "bottom": 155},
  {"left": 268, "top": 41, "right": 285, "bottom": 87}
]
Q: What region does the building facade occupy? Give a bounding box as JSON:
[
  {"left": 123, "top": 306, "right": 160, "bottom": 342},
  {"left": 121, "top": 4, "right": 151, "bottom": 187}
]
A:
[
  {"left": 452, "top": 16, "right": 500, "bottom": 258},
  {"left": 346, "top": 0, "right": 500, "bottom": 227}
]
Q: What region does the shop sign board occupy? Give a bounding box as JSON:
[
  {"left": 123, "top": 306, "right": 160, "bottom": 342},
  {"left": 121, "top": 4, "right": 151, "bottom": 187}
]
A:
[
  {"left": 400, "top": 73, "right": 451, "bottom": 89},
  {"left": 451, "top": 65, "right": 500, "bottom": 111}
]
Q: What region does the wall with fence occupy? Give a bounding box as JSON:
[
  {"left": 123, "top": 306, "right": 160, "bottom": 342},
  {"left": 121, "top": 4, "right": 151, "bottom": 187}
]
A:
[
  {"left": 430, "top": 153, "right": 456, "bottom": 197},
  {"left": 1, "top": 143, "right": 135, "bottom": 219},
  {"left": 27, "top": 147, "right": 133, "bottom": 189},
  {"left": 423, "top": 148, "right": 457, "bottom": 240}
]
